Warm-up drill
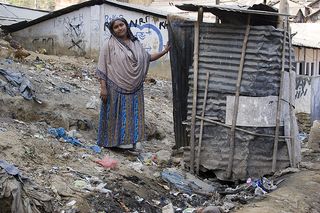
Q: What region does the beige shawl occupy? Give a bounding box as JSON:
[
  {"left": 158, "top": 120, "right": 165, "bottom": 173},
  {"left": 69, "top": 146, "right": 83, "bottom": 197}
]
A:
[{"left": 97, "top": 36, "right": 150, "bottom": 92}]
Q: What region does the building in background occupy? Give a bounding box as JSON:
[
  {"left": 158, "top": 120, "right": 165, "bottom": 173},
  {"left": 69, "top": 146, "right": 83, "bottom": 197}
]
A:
[
  {"left": 0, "top": 3, "right": 49, "bottom": 26},
  {"left": 2, "top": 0, "right": 170, "bottom": 78}
]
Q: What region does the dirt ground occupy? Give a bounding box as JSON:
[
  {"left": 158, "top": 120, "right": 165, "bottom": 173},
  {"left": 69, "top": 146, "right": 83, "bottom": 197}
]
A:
[{"left": 1, "top": 39, "right": 320, "bottom": 213}]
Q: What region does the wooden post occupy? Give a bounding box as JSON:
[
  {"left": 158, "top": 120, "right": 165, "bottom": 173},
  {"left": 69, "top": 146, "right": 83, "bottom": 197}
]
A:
[
  {"left": 288, "top": 20, "right": 296, "bottom": 167},
  {"left": 196, "top": 71, "right": 210, "bottom": 175},
  {"left": 190, "top": 7, "right": 203, "bottom": 174},
  {"left": 226, "top": 15, "right": 251, "bottom": 179},
  {"left": 272, "top": 18, "right": 287, "bottom": 172}
]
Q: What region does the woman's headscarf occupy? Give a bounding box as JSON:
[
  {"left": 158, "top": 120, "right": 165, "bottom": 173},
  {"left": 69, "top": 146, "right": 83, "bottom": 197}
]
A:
[
  {"left": 108, "top": 18, "right": 138, "bottom": 42},
  {"left": 96, "top": 18, "right": 151, "bottom": 93}
]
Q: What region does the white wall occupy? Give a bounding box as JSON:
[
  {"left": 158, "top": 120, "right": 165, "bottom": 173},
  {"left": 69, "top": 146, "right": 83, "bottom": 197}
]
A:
[
  {"left": 295, "top": 76, "right": 312, "bottom": 113},
  {"left": 295, "top": 76, "right": 320, "bottom": 119},
  {"left": 12, "top": 3, "right": 170, "bottom": 77}
]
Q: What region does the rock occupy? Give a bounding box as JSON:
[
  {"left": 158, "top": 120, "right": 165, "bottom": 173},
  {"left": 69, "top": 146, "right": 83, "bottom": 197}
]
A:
[
  {"left": 197, "top": 206, "right": 222, "bottom": 213},
  {"left": 162, "top": 203, "right": 174, "bottom": 213},
  {"left": 86, "top": 96, "right": 99, "bottom": 109},
  {"left": 308, "top": 120, "right": 320, "bottom": 152},
  {"left": 156, "top": 150, "right": 171, "bottom": 164}
]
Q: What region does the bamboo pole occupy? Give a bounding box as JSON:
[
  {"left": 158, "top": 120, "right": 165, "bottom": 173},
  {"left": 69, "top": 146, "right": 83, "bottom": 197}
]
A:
[
  {"left": 190, "top": 7, "right": 203, "bottom": 174},
  {"left": 288, "top": 19, "right": 296, "bottom": 167},
  {"left": 272, "top": 18, "right": 287, "bottom": 173},
  {"left": 196, "top": 71, "right": 210, "bottom": 175},
  {"left": 195, "top": 115, "right": 291, "bottom": 140},
  {"left": 226, "top": 15, "right": 251, "bottom": 179}
]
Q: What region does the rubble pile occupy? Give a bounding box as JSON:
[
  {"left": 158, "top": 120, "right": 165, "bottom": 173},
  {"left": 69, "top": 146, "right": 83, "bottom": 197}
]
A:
[{"left": 1, "top": 36, "right": 320, "bottom": 212}]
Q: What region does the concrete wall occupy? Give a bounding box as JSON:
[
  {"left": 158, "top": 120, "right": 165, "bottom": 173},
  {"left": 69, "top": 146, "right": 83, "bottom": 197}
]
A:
[
  {"left": 12, "top": 3, "right": 170, "bottom": 78},
  {"left": 295, "top": 76, "right": 320, "bottom": 121}
]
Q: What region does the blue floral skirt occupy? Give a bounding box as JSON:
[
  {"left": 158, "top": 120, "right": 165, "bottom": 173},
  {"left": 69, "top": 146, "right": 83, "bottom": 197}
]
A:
[{"left": 97, "top": 79, "right": 145, "bottom": 148}]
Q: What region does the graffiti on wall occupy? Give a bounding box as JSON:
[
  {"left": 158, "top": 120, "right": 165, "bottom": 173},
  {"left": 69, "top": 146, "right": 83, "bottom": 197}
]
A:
[
  {"left": 55, "top": 13, "right": 86, "bottom": 55},
  {"left": 103, "top": 15, "right": 167, "bottom": 53},
  {"left": 296, "top": 77, "right": 311, "bottom": 99},
  {"left": 32, "top": 37, "right": 54, "bottom": 53}
]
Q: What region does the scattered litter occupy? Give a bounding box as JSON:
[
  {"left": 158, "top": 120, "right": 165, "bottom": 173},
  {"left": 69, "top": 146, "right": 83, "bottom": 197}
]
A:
[
  {"left": 297, "top": 132, "right": 308, "bottom": 142},
  {"left": 0, "top": 161, "right": 53, "bottom": 212},
  {"left": 161, "top": 168, "right": 216, "bottom": 195},
  {"left": 274, "top": 167, "right": 300, "bottom": 178},
  {"left": 182, "top": 208, "right": 196, "bottom": 213},
  {"left": 0, "top": 68, "right": 35, "bottom": 100},
  {"left": 58, "top": 85, "right": 71, "bottom": 93},
  {"left": 66, "top": 200, "right": 77, "bottom": 207},
  {"left": 129, "top": 161, "right": 144, "bottom": 173},
  {"left": 73, "top": 180, "right": 87, "bottom": 189},
  {"left": 0, "top": 127, "right": 7, "bottom": 132},
  {"left": 95, "top": 156, "right": 118, "bottom": 169},
  {"left": 0, "top": 159, "right": 21, "bottom": 176},
  {"left": 138, "top": 152, "right": 157, "bottom": 165},
  {"left": 86, "top": 96, "right": 99, "bottom": 109},
  {"left": 162, "top": 203, "right": 174, "bottom": 213},
  {"left": 48, "top": 127, "right": 101, "bottom": 153}
]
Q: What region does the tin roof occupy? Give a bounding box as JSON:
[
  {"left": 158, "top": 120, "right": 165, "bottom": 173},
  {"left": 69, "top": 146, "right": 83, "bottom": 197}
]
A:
[
  {"left": 176, "top": 3, "right": 290, "bottom": 16},
  {"left": 291, "top": 23, "right": 320, "bottom": 49}
]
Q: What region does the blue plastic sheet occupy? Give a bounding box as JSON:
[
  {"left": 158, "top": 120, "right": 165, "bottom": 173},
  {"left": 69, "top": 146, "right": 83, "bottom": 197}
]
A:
[{"left": 48, "top": 127, "right": 101, "bottom": 153}]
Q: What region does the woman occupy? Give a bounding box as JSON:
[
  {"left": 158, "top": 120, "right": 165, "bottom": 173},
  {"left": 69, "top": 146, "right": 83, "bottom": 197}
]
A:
[{"left": 96, "top": 17, "right": 170, "bottom": 149}]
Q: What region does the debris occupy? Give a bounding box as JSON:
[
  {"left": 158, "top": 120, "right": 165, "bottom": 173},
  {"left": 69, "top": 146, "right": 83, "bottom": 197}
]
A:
[
  {"left": 48, "top": 127, "right": 101, "bottom": 153},
  {"left": 161, "top": 168, "right": 216, "bottom": 195},
  {"left": 308, "top": 120, "right": 320, "bottom": 151},
  {"left": 0, "top": 159, "right": 21, "bottom": 176},
  {"left": 156, "top": 149, "right": 171, "bottom": 165},
  {"left": 0, "top": 68, "right": 35, "bottom": 100},
  {"left": 86, "top": 96, "right": 99, "bottom": 109},
  {"left": 0, "top": 127, "right": 7, "bottom": 132},
  {"left": 138, "top": 152, "right": 157, "bottom": 165},
  {"left": 73, "top": 180, "right": 87, "bottom": 189},
  {"left": 66, "top": 200, "right": 77, "bottom": 207},
  {"left": 128, "top": 161, "right": 144, "bottom": 173},
  {"left": 0, "top": 162, "right": 53, "bottom": 212},
  {"left": 95, "top": 156, "right": 118, "bottom": 169},
  {"left": 274, "top": 167, "right": 300, "bottom": 178},
  {"left": 197, "top": 206, "right": 222, "bottom": 213},
  {"left": 162, "top": 203, "right": 174, "bottom": 213},
  {"left": 182, "top": 207, "right": 196, "bottom": 213}
]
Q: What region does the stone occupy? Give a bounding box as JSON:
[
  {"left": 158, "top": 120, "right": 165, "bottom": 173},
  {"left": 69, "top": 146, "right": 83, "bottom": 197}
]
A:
[
  {"left": 308, "top": 120, "right": 320, "bottom": 152},
  {"left": 156, "top": 150, "right": 171, "bottom": 164},
  {"left": 162, "top": 203, "right": 174, "bottom": 213}
]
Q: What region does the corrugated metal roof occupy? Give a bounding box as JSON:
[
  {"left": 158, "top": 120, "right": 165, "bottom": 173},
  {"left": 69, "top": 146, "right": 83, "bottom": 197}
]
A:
[
  {"left": 176, "top": 3, "right": 290, "bottom": 16},
  {"left": 1, "top": 0, "right": 167, "bottom": 32},
  {"left": 0, "top": 3, "right": 49, "bottom": 26},
  {"left": 168, "top": 19, "right": 294, "bottom": 180},
  {"left": 291, "top": 23, "right": 320, "bottom": 49}
]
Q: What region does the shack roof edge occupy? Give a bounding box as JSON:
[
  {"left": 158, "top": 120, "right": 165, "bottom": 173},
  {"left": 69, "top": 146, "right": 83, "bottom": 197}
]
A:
[
  {"left": 176, "top": 3, "right": 291, "bottom": 16},
  {"left": 1, "top": 0, "right": 167, "bottom": 33}
]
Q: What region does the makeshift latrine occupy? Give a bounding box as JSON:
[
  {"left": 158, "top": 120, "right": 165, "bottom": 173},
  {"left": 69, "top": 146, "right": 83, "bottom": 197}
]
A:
[{"left": 168, "top": 4, "right": 301, "bottom": 180}]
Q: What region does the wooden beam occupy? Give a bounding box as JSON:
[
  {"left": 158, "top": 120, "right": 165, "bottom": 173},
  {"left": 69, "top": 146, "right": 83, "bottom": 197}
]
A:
[
  {"left": 189, "top": 7, "right": 203, "bottom": 174},
  {"left": 226, "top": 15, "right": 251, "bottom": 179},
  {"left": 196, "top": 71, "right": 210, "bottom": 175},
  {"left": 272, "top": 18, "right": 288, "bottom": 173}
]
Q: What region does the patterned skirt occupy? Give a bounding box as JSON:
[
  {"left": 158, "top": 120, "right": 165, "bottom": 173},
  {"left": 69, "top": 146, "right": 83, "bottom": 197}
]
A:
[{"left": 97, "top": 79, "right": 145, "bottom": 148}]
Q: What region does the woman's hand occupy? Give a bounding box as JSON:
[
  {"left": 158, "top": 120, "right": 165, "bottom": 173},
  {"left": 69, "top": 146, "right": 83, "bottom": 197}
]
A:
[
  {"left": 163, "top": 41, "right": 171, "bottom": 54},
  {"left": 150, "top": 41, "right": 171, "bottom": 61},
  {"left": 100, "top": 81, "right": 108, "bottom": 104}
]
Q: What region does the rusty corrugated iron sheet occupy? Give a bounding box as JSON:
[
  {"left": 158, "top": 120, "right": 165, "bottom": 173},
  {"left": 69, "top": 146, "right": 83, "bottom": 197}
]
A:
[{"left": 168, "top": 16, "right": 295, "bottom": 180}]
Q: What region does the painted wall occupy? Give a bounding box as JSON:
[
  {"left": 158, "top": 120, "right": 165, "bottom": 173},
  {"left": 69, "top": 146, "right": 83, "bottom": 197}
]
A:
[
  {"left": 295, "top": 76, "right": 320, "bottom": 120},
  {"left": 12, "top": 4, "right": 170, "bottom": 78}
]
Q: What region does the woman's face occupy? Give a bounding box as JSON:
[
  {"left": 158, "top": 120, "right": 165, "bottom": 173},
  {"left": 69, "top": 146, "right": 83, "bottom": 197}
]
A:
[{"left": 112, "top": 20, "right": 128, "bottom": 39}]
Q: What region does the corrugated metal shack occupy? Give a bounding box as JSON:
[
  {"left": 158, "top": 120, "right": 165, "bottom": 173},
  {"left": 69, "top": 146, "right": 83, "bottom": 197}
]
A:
[{"left": 168, "top": 4, "right": 301, "bottom": 180}]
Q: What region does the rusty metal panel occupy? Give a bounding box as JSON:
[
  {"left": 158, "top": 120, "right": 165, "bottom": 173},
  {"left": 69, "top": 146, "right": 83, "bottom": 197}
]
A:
[{"left": 186, "top": 23, "right": 293, "bottom": 180}]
